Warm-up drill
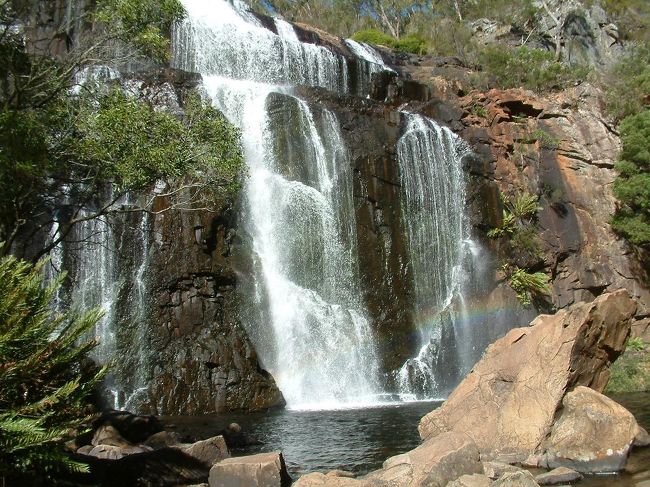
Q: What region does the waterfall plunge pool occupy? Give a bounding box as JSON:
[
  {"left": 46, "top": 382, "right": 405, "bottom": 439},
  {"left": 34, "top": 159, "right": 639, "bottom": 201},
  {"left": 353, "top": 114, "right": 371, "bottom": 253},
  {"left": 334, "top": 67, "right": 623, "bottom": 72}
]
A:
[
  {"left": 163, "top": 401, "right": 440, "bottom": 477},
  {"left": 162, "top": 393, "right": 650, "bottom": 485}
]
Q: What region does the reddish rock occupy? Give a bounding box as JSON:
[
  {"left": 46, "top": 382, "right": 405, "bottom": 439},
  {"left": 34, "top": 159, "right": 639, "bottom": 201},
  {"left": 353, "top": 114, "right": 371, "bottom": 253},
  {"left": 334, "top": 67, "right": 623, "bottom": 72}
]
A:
[{"left": 419, "top": 291, "right": 637, "bottom": 461}]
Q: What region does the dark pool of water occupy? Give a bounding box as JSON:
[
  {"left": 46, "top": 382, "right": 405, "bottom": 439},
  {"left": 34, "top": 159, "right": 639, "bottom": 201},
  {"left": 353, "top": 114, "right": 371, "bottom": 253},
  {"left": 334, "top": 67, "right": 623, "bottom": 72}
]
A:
[
  {"left": 163, "top": 401, "right": 440, "bottom": 477},
  {"left": 163, "top": 393, "right": 650, "bottom": 484}
]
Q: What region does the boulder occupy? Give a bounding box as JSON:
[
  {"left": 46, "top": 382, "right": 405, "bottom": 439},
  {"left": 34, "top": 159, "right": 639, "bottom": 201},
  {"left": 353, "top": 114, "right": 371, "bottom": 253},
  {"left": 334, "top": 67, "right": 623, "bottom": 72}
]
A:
[
  {"left": 92, "top": 425, "right": 132, "bottom": 448},
  {"left": 492, "top": 471, "right": 539, "bottom": 487},
  {"left": 447, "top": 474, "right": 493, "bottom": 487},
  {"left": 84, "top": 443, "right": 152, "bottom": 460},
  {"left": 364, "top": 431, "right": 482, "bottom": 487},
  {"left": 208, "top": 451, "right": 291, "bottom": 487},
  {"left": 418, "top": 291, "right": 637, "bottom": 461},
  {"left": 534, "top": 467, "right": 582, "bottom": 485},
  {"left": 93, "top": 410, "right": 164, "bottom": 444},
  {"left": 482, "top": 462, "right": 523, "bottom": 480},
  {"left": 293, "top": 472, "right": 368, "bottom": 487},
  {"left": 144, "top": 430, "right": 182, "bottom": 449},
  {"left": 182, "top": 435, "right": 230, "bottom": 466},
  {"left": 539, "top": 386, "right": 643, "bottom": 473}
]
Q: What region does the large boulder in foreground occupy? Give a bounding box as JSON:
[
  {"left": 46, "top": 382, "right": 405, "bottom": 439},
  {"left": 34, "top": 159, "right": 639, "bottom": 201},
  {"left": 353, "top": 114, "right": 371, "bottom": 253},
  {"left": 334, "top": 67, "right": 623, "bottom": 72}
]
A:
[
  {"left": 539, "top": 386, "right": 646, "bottom": 473},
  {"left": 364, "top": 431, "right": 482, "bottom": 487},
  {"left": 418, "top": 291, "right": 637, "bottom": 461},
  {"left": 208, "top": 452, "right": 291, "bottom": 487}
]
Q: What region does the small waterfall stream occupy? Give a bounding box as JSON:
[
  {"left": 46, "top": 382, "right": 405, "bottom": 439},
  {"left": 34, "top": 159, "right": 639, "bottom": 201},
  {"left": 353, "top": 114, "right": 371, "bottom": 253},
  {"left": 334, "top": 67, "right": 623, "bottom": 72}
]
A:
[{"left": 395, "top": 114, "right": 478, "bottom": 398}]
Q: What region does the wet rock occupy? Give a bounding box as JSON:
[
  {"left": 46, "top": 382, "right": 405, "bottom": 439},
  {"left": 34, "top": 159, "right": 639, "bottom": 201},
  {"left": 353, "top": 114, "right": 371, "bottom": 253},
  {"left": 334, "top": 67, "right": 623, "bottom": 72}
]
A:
[
  {"left": 492, "top": 471, "right": 539, "bottom": 487},
  {"left": 366, "top": 431, "right": 482, "bottom": 487},
  {"left": 326, "top": 470, "right": 355, "bottom": 478},
  {"left": 219, "top": 422, "right": 263, "bottom": 448},
  {"left": 182, "top": 435, "right": 230, "bottom": 466},
  {"left": 534, "top": 467, "right": 582, "bottom": 485},
  {"left": 419, "top": 291, "right": 637, "bottom": 461},
  {"left": 84, "top": 443, "right": 153, "bottom": 460},
  {"left": 482, "top": 461, "right": 524, "bottom": 480},
  {"left": 634, "top": 427, "right": 650, "bottom": 447},
  {"left": 93, "top": 410, "right": 164, "bottom": 444},
  {"left": 92, "top": 425, "right": 132, "bottom": 448},
  {"left": 87, "top": 447, "right": 210, "bottom": 486},
  {"left": 208, "top": 451, "right": 291, "bottom": 487},
  {"left": 448, "top": 473, "right": 494, "bottom": 487},
  {"left": 144, "top": 430, "right": 182, "bottom": 449},
  {"left": 540, "top": 386, "right": 643, "bottom": 473}
]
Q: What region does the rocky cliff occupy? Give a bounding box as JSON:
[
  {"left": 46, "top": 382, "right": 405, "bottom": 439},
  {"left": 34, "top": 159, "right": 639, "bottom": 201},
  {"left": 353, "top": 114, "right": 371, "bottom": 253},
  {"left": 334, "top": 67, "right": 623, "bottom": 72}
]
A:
[{"left": 25, "top": 1, "right": 650, "bottom": 413}]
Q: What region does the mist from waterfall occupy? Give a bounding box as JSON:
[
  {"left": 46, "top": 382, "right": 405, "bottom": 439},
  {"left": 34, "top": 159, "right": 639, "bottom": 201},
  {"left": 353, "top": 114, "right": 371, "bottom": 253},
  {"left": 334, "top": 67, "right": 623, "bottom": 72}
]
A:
[{"left": 174, "top": 0, "right": 391, "bottom": 408}]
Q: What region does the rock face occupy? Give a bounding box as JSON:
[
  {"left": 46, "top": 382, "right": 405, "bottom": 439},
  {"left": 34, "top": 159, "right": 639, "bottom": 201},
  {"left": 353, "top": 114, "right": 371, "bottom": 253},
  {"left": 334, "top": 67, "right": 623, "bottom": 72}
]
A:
[
  {"left": 208, "top": 452, "right": 292, "bottom": 487},
  {"left": 540, "top": 386, "right": 644, "bottom": 472},
  {"left": 418, "top": 291, "right": 637, "bottom": 461}
]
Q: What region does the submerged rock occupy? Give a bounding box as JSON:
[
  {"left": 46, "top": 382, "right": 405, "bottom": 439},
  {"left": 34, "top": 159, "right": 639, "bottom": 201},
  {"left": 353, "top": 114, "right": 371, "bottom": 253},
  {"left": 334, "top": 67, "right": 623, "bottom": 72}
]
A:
[
  {"left": 418, "top": 291, "right": 637, "bottom": 462},
  {"left": 534, "top": 466, "right": 582, "bottom": 485},
  {"left": 539, "top": 386, "right": 644, "bottom": 473}
]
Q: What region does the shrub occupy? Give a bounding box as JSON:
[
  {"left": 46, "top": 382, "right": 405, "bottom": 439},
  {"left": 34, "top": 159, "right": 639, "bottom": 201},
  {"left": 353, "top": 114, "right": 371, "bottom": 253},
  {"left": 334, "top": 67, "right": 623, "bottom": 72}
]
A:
[
  {"left": 351, "top": 29, "right": 427, "bottom": 54},
  {"left": 351, "top": 28, "right": 397, "bottom": 48},
  {"left": 394, "top": 34, "right": 427, "bottom": 55},
  {"left": 0, "top": 254, "right": 104, "bottom": 485},
  {"left": 508, "top": 267, "right": 551, "bottom": 305},
  {"left": 474, "top": 45, "right": 588, "bottom": 92},
  {"left": 604, "top": 43, "right": 650, "bottom": 121},
  {"left": 611, "top": 110, "right": 650, "bottom": 246}
]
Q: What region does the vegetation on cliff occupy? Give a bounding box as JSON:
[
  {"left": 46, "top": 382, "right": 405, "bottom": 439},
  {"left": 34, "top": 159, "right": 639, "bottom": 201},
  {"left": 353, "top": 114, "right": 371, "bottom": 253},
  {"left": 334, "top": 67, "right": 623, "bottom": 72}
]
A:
[
  {"left": 611, "top": 111, "right": 650, "bottom": 246},
  {"left": 0, "top": 253, "right": 103, "bottom": 486},
  {"left": 0, "top": 0, "right": 244, "bottom": 259}
]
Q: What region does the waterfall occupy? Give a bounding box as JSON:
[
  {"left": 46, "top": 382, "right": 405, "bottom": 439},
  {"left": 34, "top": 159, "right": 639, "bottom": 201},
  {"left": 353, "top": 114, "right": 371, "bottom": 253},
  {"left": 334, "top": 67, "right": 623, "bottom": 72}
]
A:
[
  {"left": 61, "top": 192, "right": 153, "bottom": 410},
  {"left": 395, "top": 113, "right": 477, "bottom": 399},
  {"left": 174, "top": 0, "right": 389, "bottom": 408}
]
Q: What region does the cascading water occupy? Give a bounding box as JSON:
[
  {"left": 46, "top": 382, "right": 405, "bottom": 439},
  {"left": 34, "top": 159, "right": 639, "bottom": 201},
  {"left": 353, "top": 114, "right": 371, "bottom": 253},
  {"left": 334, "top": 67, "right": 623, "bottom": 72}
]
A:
[
  {"left": 173, "top": 0, "right": 390, "bottom": 408},
  {"left": 396, "top": 113, "right": 477, "bottom": 399},
  {"left": 58, "top": 192, "right": 153, "bottom": 410}
]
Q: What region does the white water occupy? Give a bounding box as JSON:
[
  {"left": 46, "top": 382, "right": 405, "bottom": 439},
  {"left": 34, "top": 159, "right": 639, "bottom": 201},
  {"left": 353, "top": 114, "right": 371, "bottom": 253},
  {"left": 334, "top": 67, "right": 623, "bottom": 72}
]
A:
[
  {"left": 174, "top": 0, "right": 389, "bottom": 408},
  {"left": 395, "top": 113, "right": 475, "bottom": 398}
]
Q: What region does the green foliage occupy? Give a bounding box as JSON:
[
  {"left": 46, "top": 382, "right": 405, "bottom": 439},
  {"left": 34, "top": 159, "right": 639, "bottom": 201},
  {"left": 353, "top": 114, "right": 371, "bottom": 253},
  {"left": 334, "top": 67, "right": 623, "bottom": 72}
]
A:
[
  {"left": 611, "top": 110, "right": 650, "bottom": 246},
  {"left": 606, "top": 344, "right": 650, "bottom": 394},
  {"left": 0, "top": 253, "right": 104, "bottom": 485},
  {"left": 474, "top": 45, "right": 589, "bottom": 92},
  {"left": 352, "top": 28, "right": 398, "bottom": 48},
  {"left": 628, "top": 337, "right": 647, "bottom": 351},
  {"left": 351, "top": 29, "right": 427, "bottom": 54},
  {"left": 507, "top": 267, "right": 551, "bottom": 306},
  {"left": 530, "top": 129, "right": 560, "bottom": 150},
  {"left": 95, "top": 0, "right": 186, "bottom": 61},
  {"left": 72, "top": 89, "right": 243, "bottom": 192},
  {"left": 604, "top": 43, "right": 650, "bottom": 121},
  {"left": 488, "top": 192, "right": 540, "bottom": 237}
]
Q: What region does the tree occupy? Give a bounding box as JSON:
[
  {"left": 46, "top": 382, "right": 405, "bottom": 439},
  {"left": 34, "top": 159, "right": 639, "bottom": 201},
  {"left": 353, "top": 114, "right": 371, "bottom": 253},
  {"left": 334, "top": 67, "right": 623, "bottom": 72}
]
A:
[
  {"left": 0, "top": 0, "right": 244, "bottom": 260},
  {"left": 612, "top": 110, "right": 650, "bottom": 247},
  {"left": 0, "top": 252, "right": 105, "bottom": 485}
]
